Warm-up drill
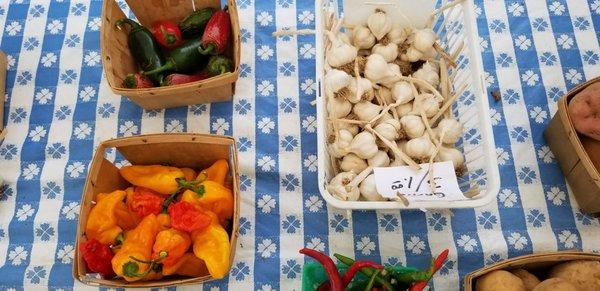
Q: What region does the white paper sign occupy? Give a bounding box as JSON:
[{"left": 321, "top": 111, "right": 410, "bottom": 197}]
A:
[{"left": 373, "top": 161, "right": 466, "bottom": 201}]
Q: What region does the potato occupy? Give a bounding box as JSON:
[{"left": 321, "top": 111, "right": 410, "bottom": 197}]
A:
[
  {"left": 532, "top": 278, "right": 577, "bottom": 291},
  {"left": 476, "top": 270, "right": 526, "bottom": 291},
  {"left": 511, "top": 269, "right": 541, "bottom": 291},
  {"left": 549, "top": 260, "right": 600, "bottom": 291},
  {"left": 569, "top": 82, "right": 600, "bottom": 141}
]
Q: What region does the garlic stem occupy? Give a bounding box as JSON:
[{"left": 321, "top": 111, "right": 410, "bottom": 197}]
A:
[
  {"left": 365, "top": 125, "right": 420, "bottom": 170},
  {"left": 429, "top": 83, "right": 466, "bottom": 124},
  {"left": 440, "top": 60, "right": 449, "bottom": 101},
  {"left": 463, "top": 184, "right": 480, "bottom": 198},
  {"left": 427, "top": 130, "right": 446, "bottom": 192},
  {"left": 450, "top": 41, "right": 465, "bottom": 62},
  {"left": 426, "top": 0, "right": 465, "bottom": 28},
  {"left": 433, "top": 43, "right": 456, "bottom": 68},
  {"left": 366, "top": 101, "right": 402, "bottom": 125},
  {"left": 347, "top": 166, "right": 373, "bottom": 188},
  {"left": 398, "top": 76, "right": 444, "bottom": 103},
  {"left": 395, "top": 192, "right": 410, "bottom": 206}
]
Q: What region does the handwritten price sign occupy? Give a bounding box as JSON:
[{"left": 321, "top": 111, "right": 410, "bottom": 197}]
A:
[{"left": 373, "top": 161, "right": 466, "bottom": 201}]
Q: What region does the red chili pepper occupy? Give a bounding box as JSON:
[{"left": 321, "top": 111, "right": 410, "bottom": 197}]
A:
[
  {"left": 319, "top": 260, "right": 384, "bottom": 290},
  {"left": 79, "top": 238, "right": 115, "bottom": 278},
  {"left": 162, "top": 71, "right": 209, "bottom": 86},
  {"left": 409, "top": 249, "right": 449, "bottom": 291},
  {"left": 299, "top": 248, "right": 343, "bottom": 291},
  {"left": 151, "top": 20, "right": 183, "bottom": 49},
  {"left": 168, "top": 201, "right": 212, "bottom": 232},
  {"left": 123, "top": 73, "right": 154, "bottom": 88},
  {"left": 128, "top": 187, "right": 164, "bottom": 217},
  {"left": 198, "top": 6, "right": 231, "bottom": 55}
]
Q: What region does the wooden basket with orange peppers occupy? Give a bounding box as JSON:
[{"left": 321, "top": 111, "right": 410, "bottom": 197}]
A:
[{"left": 74, "top": 134, "right": 239, "bottom": 287}]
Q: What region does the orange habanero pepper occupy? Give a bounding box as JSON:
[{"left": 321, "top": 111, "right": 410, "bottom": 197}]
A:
[
  {"left": 180, "top": 167, "right": 197, "bottom": 181},
  {"left": 191, "top": 212, "right": 231, "bottom": 279},
  {"left": 111, "top": 214, "right": 162, "bottom": 282},
  {"left": 198, "top": 159, "right": 229, "bottom": 185},
  {"left": 120, "top": 165, "right": 185, "bottom": 194},
  {"left": 86, "top": 190, "right": 126, "bottom": 245},
  {"left": 180, "top": 180, "right": 233, "bottom": 227},
  {"left": 152, "top": 228, "right": 191, "bottom": 273},
  {"left": 162, "top": 253, "right": 209, "bottom": 277}
]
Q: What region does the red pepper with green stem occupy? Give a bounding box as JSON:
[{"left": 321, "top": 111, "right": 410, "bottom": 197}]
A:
[
  {"left": 79, "top": 238, "right": 115, "bottom": 278},
  {"left": 162, "top": 71, "right": 209, "bottom": 86},
  {"left": 409, "top": 249, "right": 449, "bottom": 291},
  {"left": 300, "top": 248, "right": 343, "bottom": 291},
  {"left": 123, "top": 73, "right": 154, "bottom": 89},
  {"left": 198, "top": 6, "right": 231, "bottom": 55},
  {"left": 318, "top": 260, "right": 385, "bottom": 290},
  {"left": 151, "top": 21, "right": 183, "bottom": 49},
  {"left": 334, "top": 253, "right": 395, "bottom": 291}
]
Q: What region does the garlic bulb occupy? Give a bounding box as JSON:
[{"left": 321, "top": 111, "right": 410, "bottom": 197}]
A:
[
  {"left": 325, "top": 69, "right": 351, "bottom": 96},
  {"left": 377, "top": 86, "right": 395, "bottom": 105},
  {"left": 375, "top": 111, "right": 394, "bottom": 126},
  {"left": 392, "top": 81, "right": 414, "bottom": 104},
  {"left": 328, "top": 129, "right": 354, "bottom": 158},
  {"left": 347, "top": 78, "right": 374, "bottom": 103},
  {"left": 340, "top": 153, "right": 368, "bottom": 174},
  {"left": 327, "top": 96, "right": 352, "bottom": 118},
  {"left": 396, "top": 102, "right": 414, "bottom": 117},
  {"left": 387, "top": 25, "right": 407, "bottom": 44},
  {"left": 326, "top": 31, "right": 358, "bottom": 67},
  {"left": 374, "top": 119, "right": 402, "bottom": 141},
  {"left": 402, "top": 46, "right": 423, "bottom": 62},
  {"left": 364, "top": 53, "right": 390, "bottom": 82},
  {"left": 327, "top": 172, "right": 360, "bottom": 201},
  {"left": 338, "top": 121, "right": 359, "bottom": 136},
  {"left": 367, "top": 9, "right": 392, "bottom": 40},
  {"left": 413, "top": 61, "right": 440, "bottom": 88},
  {"left": 413, "top": 28, "right": 437, "bottom": 52},
  {"left": 414, "top": 94, "right": 440, "bottom": 118},
  {"left": 352, "top": 25, "right": 376, "bottom": 49},
  {"left": 353, "top": 101, "right": 381, "bottom": 121},
  {"left": 379, "top": 63, "right": 402, "bottom": 88},
  {"left": 400, "top": 115, "right": 425, "bottom": 139},
  {"left": 422, "top": 46, "right": 438, "bottom": 59},
  {"left": 368, "top": 150, "right": 390, "bottom": 167},
  {"left": 338, "top": 33, "right": 352, "bottom": 45},
  {"left": 435, "top": 118, "right": 463, "bottom": 144},
  {"left": 347, "top": 131, "right": 379, "bottom": 159},
  {"left": 372, "top": 42, "right": 398, "bottom": 62},
  {"left": 435, "top": 146, "right": 465, "bottom": 170},
  {"left": 390, "top": 158, "right": 407, "bottom": 166},
  {"left": 359, "top": 174, "right": 385, "bottom": 201},
  {"left": 405, "top": 135, "right": 436, "bottom": 161}
]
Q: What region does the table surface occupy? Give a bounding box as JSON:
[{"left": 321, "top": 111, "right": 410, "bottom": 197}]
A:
[{"left": 1, "top": 0, "right": 600, "bottom": 290}]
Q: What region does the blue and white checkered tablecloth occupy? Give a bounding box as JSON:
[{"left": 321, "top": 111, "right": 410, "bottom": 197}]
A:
[{"left": 1, "top": 0, "right": 600, "bottom": 290}]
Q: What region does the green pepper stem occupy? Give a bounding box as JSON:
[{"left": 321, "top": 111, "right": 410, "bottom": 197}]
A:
[
  {"left": 115, "top": 18, "right": 140, "bottom": 30},
  {"left": 164, "top": 33, "right": 178, "bottom": 45},
  {"left": 123, "top": 74, "right": 136, "bottom": 88},
  {"left": 198, "top": 43, "right": 216, "bottom": 55},
  {"left": 143, "top": 61, "right": 174, "bottom": 76},
  {"left": 334, "top": 253, "right": 395, "bottom": 291},
  {"left": 364, "top": 269, "right": 381, "bottom": 291}
]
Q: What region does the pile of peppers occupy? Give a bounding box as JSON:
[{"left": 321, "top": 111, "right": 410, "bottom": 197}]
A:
[
  {"left": 116, "top": 5, "right": 234, "bottom": 89},
  {"left": 80, "top": 159, "right": 234, "bottom": 282},
  {"left": 300, "top": 248, "right": 449, "bottom": 291}
]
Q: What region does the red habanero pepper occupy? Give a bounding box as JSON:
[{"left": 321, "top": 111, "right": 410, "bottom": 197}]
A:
[
  {"left": 128, "top": 187, "right": 165, "bottom": 217},
  {"left": 167, "top": 201, "right": 212, "bottom": 232},
  {"left": 123, "top": 73, "right": 154, "bottom": 89},
  {"left": 299, "top": 248, "right": 343, "bottom": 291},
  {"left": 409, "top": 249, "right": 449, "bottom": 291},
  {"left": 151, "top": 21, "right": 183, "bottom": 49},
  {"left": 162, "top": 72, "right": 209, "bottom": 86},
  {"left": 198, "top": 6, "right": 231, "bottom": 55},
  {"left": 79, "top": 238, "right": 115, "bottom": 278}
]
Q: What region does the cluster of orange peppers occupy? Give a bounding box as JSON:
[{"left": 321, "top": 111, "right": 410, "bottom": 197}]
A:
[{"left": 80, "top": 159, "right": 234, "bottom": 281}]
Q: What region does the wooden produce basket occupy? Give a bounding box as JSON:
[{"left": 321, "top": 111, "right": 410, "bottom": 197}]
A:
[
  {"left": 100, "top": 0, "right": 240, "bottom": 110},
  {"left": 464, "top": 251, "right": 600, "bottom": 290},
  {"left": 73, "top": 133, "right": 240, "bottom": 288},
  {"left": 544, "top": 76, "right": 600, "bottom": 215}
]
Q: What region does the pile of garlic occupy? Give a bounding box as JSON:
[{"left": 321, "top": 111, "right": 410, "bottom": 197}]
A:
[{"left": 324, "top": 9, "right": 466, "bottom": 202}]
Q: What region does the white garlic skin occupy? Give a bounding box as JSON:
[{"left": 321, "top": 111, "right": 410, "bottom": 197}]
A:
[
  {"left": 392, "top": 81, "right": 414, "bottom": 104},
  {"left": 352, "top": 25, "right": 376, "bottom": 49},
  {"left": 374, "top": 111, "right": 394, "bottom": 127},
  {"left": 337, "top": 121, "right": 359, "bottom": 136},
  {"left": 327, "top": 171, "right": 360, "bottom": 201},
  {"left": 413, "top": 61, "right": 440, "bottom": 88},
  {"left": 359, "top": 174, "right": 386, "bottom": 201},
  {"left": 338, "top": 33, "right": 352, "bottom": 45},
  {"left": 353, "top": 101, "right": 381, "bottom": 121},
  {"left": 328, "top": 129, "right": 354, "bottom": 158},
  {"left": 413, "top": 28, "right": 437, "bottom": 52},
  {"left": 400, "top": 115, "right": 425, "bottom": 139},
  {"left": 405, "top": 135, "right": 436, "bottom": 160},
  {"left": 327, "top": 96, "right": 352, "bottom": 119},
  {"left": 364, "top": 53, "right": 390, "bottom": 82},
  {"left": 367, "top": 9, "right": 392, "bottom": 40},
  {"left": 379, "top": 63, "right": 402, "bottom": 88},
  {"left": 347, "top": 131, "right": 379, "bottom": 159},
  {"left": 372, "top": 42, "right": 398, "bottom": 62},
  {"left": 390, "top": 158, "right": 407, "bottom": 166},
  {"left": 387, "top": 25, "right": 407, "bottom": 44},
  {"left": 347, "top": 78, "right": 374, "bottom": 103},
  {"left": 377, "top": 86, "right": 395, "bottom": 105},
  {"left": 435, "top": 118, "right": 463, "bottom": 144},
  {"left": 340, "top": 153, "right": 368, "bottom": 174},
  {"left": 325, "top": 69, "right": 351, "bottom": 95},
  {"left": 374, "top": 119, "right": 402, "bottom": 141},
  {"left": 326, "top": 32, "right": 358, "bottom": 67},
  {"left": 368, "top": 150, "right": 391, "bottom": 167},
  {"left": 414, "top": 94, "right": 440, "bottom": 118},
  {"left": 435, "top": 146, "right": 465, "bottom": 169},
  {"left": 402, "top": 46, "right": 423, "bottom": 62},
  {"left": 396, "top": 102, "right": 414, "bottom": 117}
]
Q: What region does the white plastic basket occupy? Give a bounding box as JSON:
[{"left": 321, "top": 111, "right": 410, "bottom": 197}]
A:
[{"left": 315, "top": 0, "right": 500, "bottom": 210}]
